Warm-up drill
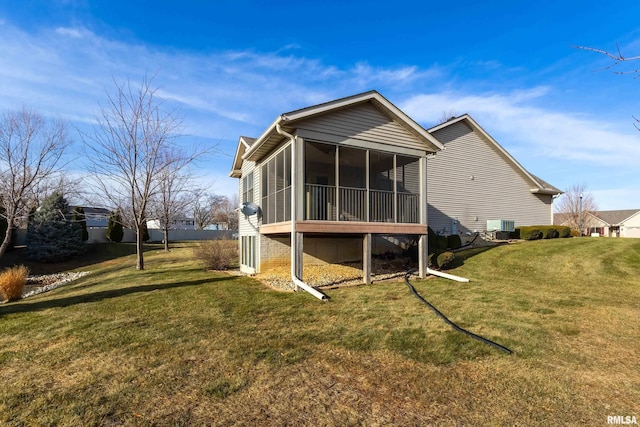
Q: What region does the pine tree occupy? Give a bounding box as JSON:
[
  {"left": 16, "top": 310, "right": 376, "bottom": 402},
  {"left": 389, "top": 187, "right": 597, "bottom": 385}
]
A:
[
  {"left": 106, "top": 210, "right": 124, "bottom": 243},
  {"left": 26, "top": 192, "right": 84, "bottom": 262},
  {"left": 140, "top": 213, "right": 150, "bottom": 242},
  {"left": 73, "top": 207, "right": 89, "bottom": 241}
]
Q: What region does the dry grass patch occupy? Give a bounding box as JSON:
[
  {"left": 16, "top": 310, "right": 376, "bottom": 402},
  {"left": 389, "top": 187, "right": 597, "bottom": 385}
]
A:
[{"left": 0, "top": 265, "right": 28, "bottom": 302}]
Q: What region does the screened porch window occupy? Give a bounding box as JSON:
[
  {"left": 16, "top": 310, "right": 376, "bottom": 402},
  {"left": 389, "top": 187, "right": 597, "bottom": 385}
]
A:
[
  {"left": 305, "top": 142, "right": 336, "bottom": 220},
  {"left": 261, "top": 144, "right": 291, "bottom": 224},
  {"left": 304, "top": 140, "right": 420, "bottom": 223}
]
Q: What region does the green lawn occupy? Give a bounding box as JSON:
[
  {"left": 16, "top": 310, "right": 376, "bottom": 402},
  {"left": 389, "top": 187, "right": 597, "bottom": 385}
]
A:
[{"left": 1, "top": 238, "right": 639, "bottom": 425}]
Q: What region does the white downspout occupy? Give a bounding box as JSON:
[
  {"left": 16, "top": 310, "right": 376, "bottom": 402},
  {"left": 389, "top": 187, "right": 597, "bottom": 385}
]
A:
[
  {"left": 275, "top": 122, "right": 328, "bottom": 301},
  {"left": 426, "top": 268, "right": 470, "bottom": 283}
]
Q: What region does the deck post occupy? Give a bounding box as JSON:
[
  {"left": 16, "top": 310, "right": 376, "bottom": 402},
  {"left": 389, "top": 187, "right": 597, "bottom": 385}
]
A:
[
  {"left": 363, "top": 233, "right": 372, "bottom": 284},
  {"left": 418, "top": 234, "right": 427, "bottom": 278}
]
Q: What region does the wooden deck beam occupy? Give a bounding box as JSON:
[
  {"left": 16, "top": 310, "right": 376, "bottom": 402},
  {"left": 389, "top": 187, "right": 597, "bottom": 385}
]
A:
[{"left": 293, "top": 220, "right": 427, "bottom": 235}]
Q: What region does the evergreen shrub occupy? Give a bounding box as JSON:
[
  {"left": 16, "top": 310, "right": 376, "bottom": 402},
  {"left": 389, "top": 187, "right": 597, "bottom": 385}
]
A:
[
  {"left": 446, "top": 234, "right": 462, "bottom": 250},
  {"left": 73, "top": 207, "right": 89, "bottom": 241},
  {"left": 436, "top": 251, "right": 456, "bottom": 269},
  {"left": 106, "top": 210, "right": 124, "bottom": 242},
  {"left": 518, "top": 226, "right": 542, "bottom": 240},
  {"left": 540, "top": 226, "right": 560, "bottom": 239},
  {"left": 558, "top": 226, "right": 572, "bottom": 238},
  {"left": 26, "top": 193, "right": 84, "bottom": 262}
]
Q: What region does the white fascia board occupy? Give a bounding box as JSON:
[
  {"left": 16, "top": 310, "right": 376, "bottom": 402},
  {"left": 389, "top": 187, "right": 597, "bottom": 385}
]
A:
[{"left": 241, "top": 116, "right": 284, "bottom": 160}]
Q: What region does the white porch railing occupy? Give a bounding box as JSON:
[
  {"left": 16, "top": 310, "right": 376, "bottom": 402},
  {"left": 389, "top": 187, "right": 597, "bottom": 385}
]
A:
[
  {"left": 305, "top": 184, "right": 419, "bottom": 223},
  {"left": 370, "top": 190, "right": 394, "bottom": 222},
  {"left": 306, "top": 184, "right": 336, "bottom": 220},
  {"left": 339, "top": 186, "right": 366, "bottom": 221},
  {"left": 398, "top": 193, "right": 419, "bottom": 223}
]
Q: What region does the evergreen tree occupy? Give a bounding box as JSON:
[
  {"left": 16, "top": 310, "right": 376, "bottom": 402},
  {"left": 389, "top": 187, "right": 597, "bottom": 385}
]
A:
[
  {"left": 140, "top": 213, "right": 150, "bottom": 242},
  {"left": 106, "top": 210, "right": 124, "bottom": 243},
  {"left": 26, "top": 192, "right": 84, "bottom": 262},
  {"left": 73, "top": 206, "right": 89, "bottom": 241}
]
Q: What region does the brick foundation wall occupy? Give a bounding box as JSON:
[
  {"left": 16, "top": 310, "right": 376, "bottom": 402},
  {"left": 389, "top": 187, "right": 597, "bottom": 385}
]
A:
[{"left": 259, "top": 234, "right": 409, "bottom": 272}]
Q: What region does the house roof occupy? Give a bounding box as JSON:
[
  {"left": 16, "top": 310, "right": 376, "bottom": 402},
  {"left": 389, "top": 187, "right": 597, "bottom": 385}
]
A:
[
  {"left": 592, "top": 209, "right": 640, "bottom": 225},
  {"left": 229, "top": 91, "right": 444, "bottom": 177},
  {"left": 554, "top": 209, "right": 640, "bottom": 226},
  {"left": 428, "top": 114, "right": 563, "bottom": 196},
  {"left": 230, "top": 136, "right": 257, "bottom": 178},
  {"left": 553, "top": 212, "right": 571, "bottom": 226}
]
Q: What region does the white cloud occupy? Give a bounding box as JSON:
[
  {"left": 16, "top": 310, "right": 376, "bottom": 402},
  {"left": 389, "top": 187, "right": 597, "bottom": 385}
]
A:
[
  {"left": 1, "top": 20, "right": 637, "bottom": 206},
  {"left": 55, "top": 26, "right": 88, "bottom": 38},
  {"left": 401, "top": 89, "right": 640, "bottom": 166}
]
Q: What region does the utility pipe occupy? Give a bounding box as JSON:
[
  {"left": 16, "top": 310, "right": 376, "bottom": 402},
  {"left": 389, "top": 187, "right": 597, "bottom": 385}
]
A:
[
  {"left": 275, "top": 122, "right": 328, "bottom": 301},
  {"left": 426, "top": 267, "right": 470, "bottom": 283}
]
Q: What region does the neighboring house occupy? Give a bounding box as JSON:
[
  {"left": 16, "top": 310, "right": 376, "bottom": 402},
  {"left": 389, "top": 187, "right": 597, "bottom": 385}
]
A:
[
  {"left": 146, "top": 218, "right": 196, "bottom": 230},
  {"left": 71, "top": 207, "right": 111, "bottom": 228},
  {"left": 427, "top": 115, "right": 562, "bottom": 237},
  {"left": 554, "top": 210, "right": 640, "bottom": 237},
  {"left": 203, "top": 223, "right": 230, "bottom": 231},
  {"left": 230, "top": 91, "right": 443, "bottom": 287}
]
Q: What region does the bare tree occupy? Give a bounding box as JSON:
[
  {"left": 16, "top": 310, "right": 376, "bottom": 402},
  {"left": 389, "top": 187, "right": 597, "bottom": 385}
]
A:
[
  {"left": 555, "top": 183, "right": 599, "bottom": 236},
  {"left": 574, "top": 44, "right": 640, "bottom": 74},
  {"left": 437, "top": 109, "right": 460, "bottom": 125},
  {"left": 83, "top": 75, "right": 191, "bottom": 270},
  {"left": 193, "top": 193, "right": 226, "bottom": 230},
  {"left": 214, "top": 194, "right": 239, "bottom": 231},
  {"left": 149, "top": 151, "right": 197, "bottom": 251},
  {"left": 575, "top": 44, "right": 640, "bottom": 129},
  {"left": 0, "top": 108, "right": 70, "bottom": 258}
]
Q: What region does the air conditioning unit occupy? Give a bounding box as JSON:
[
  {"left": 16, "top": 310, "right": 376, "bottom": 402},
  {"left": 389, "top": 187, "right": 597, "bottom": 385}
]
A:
[{"left": 486, "top": 219, "right": 515, "bottom": 232}]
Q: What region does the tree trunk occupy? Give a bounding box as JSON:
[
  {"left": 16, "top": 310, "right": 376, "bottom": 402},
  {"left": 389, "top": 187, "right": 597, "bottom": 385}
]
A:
[
  {"left": 136, "top": 225, "right": 145, "bottom": 270},
  {"left": 0, "top": 225, "right": 13, "bottom": 259},
  {"left": 163, "top": 227, "right": 169, "bottom": 252}
]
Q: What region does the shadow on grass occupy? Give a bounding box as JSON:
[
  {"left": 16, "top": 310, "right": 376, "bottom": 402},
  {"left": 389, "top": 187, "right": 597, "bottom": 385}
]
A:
[
  {"left": 0, "top": 243, "right": 166, "bottom": 275},
  {"left": 0, "top": 276, "right": 229, "bottom": 317}
]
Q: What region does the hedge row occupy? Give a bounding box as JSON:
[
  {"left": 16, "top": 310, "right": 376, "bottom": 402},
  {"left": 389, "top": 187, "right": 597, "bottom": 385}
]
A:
[
  {"left": 428, "top": 227, "right": 462, "bottom": 251},
  {"left": 428, "top": 250, "right": 458, "bottom": 269},
  {"left": 426, "top": 227, "right": 462, "bottom": 269},
  {"left": 514, "top": 225, "right": 571, "bottom": 240}
]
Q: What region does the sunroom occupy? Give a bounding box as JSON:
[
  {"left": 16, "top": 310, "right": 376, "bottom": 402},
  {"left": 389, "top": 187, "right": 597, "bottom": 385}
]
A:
[
  {"left": 260, "top": 140, "right": 422, "bottom": 227},
  {"left": 230, "top": 91, "right": 443, "bottom": 298}
]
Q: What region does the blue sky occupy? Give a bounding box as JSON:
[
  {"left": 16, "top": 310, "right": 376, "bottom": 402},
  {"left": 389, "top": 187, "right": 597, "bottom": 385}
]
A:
[{"left": 1, "top": 1, "right": 639, "bottom": 210}]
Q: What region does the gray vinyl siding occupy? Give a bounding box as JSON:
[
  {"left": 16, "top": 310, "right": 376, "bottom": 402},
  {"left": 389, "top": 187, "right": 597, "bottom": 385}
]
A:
[
  {"left": 238, "top": 159, "right": 260, "bottom": 238},
  {"left": 295, "top": 103, "right": 427, "bottom": 152},
  {"left": 427, "top": 121, "right": 553, "bottom": 235}
]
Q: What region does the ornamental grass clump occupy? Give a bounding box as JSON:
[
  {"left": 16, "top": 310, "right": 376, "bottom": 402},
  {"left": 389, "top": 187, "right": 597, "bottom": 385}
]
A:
[{"left": 0, "top": 265, "right": 29, "bottom": 302}]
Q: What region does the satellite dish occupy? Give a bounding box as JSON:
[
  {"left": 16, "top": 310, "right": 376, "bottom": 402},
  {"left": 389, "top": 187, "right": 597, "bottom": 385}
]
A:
[{"left": 241, "top": 202, "right": 261, "bottom": 217}]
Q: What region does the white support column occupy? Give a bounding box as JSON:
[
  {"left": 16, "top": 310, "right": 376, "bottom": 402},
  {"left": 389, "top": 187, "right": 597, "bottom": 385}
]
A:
[
  {"left": 363, "top": 233, "right": 372, "bottom": 284},
  {"left": 291, "top": 136, "right": 307, "bottom": 287},
  {"left": 419, "top": 156, "right": 428, "bottom": 278},
  {"left": 290, "top": 135, "right": 300, "bottom": 290}
]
